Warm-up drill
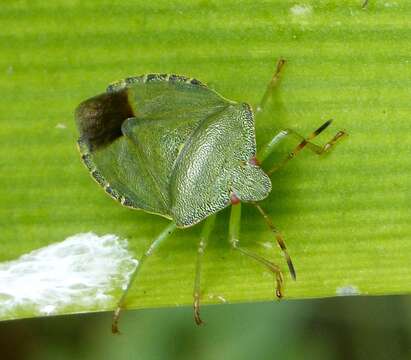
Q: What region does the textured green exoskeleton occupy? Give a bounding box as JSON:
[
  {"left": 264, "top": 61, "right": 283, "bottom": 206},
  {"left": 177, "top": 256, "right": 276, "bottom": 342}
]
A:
[
  {"left": 76, "top": 74, "right": 271, "bottom": 228},
  {"left": 75, "top": 63, "right": 346, "bottom": 333}
]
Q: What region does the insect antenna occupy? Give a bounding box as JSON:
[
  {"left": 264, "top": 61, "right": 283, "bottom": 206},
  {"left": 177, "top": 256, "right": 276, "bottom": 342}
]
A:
[
  {"left": 288, "top": 118, "right": 333, "bottom": 156},
  {"left": 253, "top": 203, "right": 296, "bottom": 280}
]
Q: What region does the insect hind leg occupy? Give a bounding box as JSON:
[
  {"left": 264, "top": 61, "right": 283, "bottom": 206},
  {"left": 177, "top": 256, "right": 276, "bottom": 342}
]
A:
[
  {"left": 229, "top": 203, "right": 284, "bottom": 299},
  {"left": 193, "top": 214, "right": 217, "bottom": 325},
  {"left": 112, "top": 222, "right": 177, "bottom": 334}
]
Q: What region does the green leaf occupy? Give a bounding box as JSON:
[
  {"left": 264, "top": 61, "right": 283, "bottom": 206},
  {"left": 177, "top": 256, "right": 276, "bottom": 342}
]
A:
[{"left": 1, "top": 0, "right": 410, "bottom": 321}]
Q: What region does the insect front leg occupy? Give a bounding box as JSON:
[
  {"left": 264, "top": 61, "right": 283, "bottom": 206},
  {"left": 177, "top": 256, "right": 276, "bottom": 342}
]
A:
[
  {"left": 193, "top": 214, "right": 217, "bottom": 325},
  {"left": 256, "top": 58, "right": 286, "bottom": 113},
  {"left": 258, "top": 120, "right": 347, "bottom": 175},
  {"left": 229, "top": 203, "right": 284, "bottom": 299},
  {"left": 112, "top": 222, "right": 177, "bottom": 334}
]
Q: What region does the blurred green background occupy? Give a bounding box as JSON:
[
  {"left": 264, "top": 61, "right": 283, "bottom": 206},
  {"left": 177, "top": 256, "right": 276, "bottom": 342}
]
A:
[
  {"left": 2, "top": 296, "right": 411, "bottom": 359},
  {"left": 1, "top": 0, "right": 411, "bottom": 358}
]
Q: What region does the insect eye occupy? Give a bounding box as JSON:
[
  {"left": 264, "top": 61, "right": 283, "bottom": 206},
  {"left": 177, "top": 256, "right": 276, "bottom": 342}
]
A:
[
  {"left": 230, "top": 192, "right": 241, "bottom": 205},
  {"left": 248, "top": 156, "right": 260, "bottom": 166}
]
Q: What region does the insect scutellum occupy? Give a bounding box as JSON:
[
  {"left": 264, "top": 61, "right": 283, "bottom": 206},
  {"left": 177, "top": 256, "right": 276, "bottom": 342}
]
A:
[{"left": 75, "top": 59, "right": 347, "bottom": 333}]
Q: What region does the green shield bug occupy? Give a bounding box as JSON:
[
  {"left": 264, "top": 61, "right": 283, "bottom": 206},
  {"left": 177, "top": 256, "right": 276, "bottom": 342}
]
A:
[{"left": 75, "top": 59, "right": 346, "bottom": 333}]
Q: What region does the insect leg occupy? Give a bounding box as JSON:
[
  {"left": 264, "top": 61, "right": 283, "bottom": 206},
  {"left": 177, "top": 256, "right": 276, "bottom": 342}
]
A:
[
  {"left": 193, "top": 214, "right": 217, "bottom": 325},
  {"left": 112, "top": 221, "right": 177, "bottom": 334},
  {"left": 257, "top": 58, "right": 286, "bottom": 113},
  {"left": 258, "top": 120, "right": 347, "bottom": 175},
  {"left": 229, "top": 203, "right": 284, "bottom": 298}
]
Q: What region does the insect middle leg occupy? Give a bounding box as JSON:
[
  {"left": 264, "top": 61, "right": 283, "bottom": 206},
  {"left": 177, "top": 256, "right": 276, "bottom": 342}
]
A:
[
  {"left": 193, "top": 214, "right": 217, "bottom": 325},
  {"left": 229, "top": 203, "right": 284, "bottom": 298},
  {"left": 258, "top": 120, "right": 347, "bottom": 175},
  {"left": 112, "top": 221, "right": 177, "bottom": 334}
]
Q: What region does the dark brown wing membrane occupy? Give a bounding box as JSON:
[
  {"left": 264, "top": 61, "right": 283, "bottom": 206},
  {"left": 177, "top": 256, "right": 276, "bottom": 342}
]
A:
[{"left": 75, "top": 89, "right": 134, "bottom": 151}]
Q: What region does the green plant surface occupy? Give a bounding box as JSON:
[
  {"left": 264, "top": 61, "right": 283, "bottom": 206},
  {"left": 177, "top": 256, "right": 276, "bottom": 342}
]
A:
[{"left": 1, "top": 0, "right": 410, "bottom": 321}]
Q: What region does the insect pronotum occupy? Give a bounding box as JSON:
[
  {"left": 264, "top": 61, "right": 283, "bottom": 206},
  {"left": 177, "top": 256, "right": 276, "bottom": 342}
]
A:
[{"left": 74, "top": 59, "right": 346, "bottom": 333}]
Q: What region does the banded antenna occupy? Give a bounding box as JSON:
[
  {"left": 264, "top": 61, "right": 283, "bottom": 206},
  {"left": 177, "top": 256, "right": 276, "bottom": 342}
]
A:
[{"left": 253, "top": 203, "right": 296, "bottom": 280}]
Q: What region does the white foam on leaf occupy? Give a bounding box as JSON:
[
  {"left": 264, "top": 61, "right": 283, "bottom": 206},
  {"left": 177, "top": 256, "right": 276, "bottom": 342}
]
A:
[{"left": 0, "top": 233, "right": 138, "bottom": 318}]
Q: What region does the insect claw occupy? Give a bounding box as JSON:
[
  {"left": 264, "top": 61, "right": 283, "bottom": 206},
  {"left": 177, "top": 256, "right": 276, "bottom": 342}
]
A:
[
  {"left": 111, "top": 307, "right": 122, "bottom": 335},
  {"left": 275, "top": 58, "right": 286, "bottom": 75},
  {"left": 111, "top": 322, "right": 121, "bottom": 335},
  {"left": 275, "top": 279, "right": 284, "bottom": 299},
  {"left": 276, "top": 288, "right": 283, "bottom": 299},
  {"left": 194, "top": 311, "right": 205, "bottom": 326},
  {"left": 193, "top": 294, "right": 205, "bottom": 326},
  {"left": 275, "top": 269, "right": 284, "bottom": 299}
]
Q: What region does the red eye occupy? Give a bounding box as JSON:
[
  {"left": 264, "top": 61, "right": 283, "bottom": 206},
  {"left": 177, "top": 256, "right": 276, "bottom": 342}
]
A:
[
  {"left": 230, "top": 192, "right": 241, "bottom": 205},
  {"left": 248, "top": 156, "right": 260, "bottom": 166}
]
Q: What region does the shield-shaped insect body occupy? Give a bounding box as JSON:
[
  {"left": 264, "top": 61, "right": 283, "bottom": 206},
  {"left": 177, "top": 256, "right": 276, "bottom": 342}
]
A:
[
  {"left": 75, "top": 74, "right": 272, "bottom": 228},
  {"left": 75, "top": 64, "right": 346, "bottom": 333}
]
